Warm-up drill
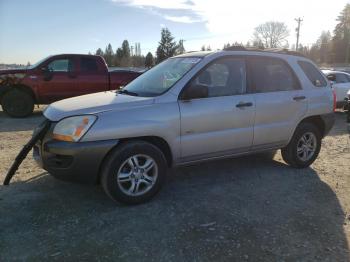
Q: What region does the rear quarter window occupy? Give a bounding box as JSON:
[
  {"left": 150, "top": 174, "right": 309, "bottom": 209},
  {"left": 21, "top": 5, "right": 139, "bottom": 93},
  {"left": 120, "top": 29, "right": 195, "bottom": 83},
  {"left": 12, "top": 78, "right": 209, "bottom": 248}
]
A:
[
  {"left": 81, "top": 57, "right": 98, "bottom": 72},
  {"left": 248, "top": 56, "right": 300, "bottom": 93},
  {"left": 298, "top": 61, "right": 327, "bottom": 87}
]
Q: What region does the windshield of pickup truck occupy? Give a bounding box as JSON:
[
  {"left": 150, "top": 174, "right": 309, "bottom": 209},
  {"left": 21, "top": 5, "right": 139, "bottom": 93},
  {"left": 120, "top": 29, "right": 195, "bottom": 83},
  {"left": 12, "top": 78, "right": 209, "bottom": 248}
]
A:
[
  {"left": 122, "top": 57, "right": 202, "bottom": 97},
  {"left": 27, "top": 56, "right": 51, "bottom": 69}
]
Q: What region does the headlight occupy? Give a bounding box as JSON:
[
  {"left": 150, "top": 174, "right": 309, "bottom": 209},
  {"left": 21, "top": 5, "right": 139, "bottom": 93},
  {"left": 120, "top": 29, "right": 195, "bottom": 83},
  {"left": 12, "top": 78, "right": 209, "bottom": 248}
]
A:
[{"left": 53, "top": 115, "right": 97, "bottom": 142}]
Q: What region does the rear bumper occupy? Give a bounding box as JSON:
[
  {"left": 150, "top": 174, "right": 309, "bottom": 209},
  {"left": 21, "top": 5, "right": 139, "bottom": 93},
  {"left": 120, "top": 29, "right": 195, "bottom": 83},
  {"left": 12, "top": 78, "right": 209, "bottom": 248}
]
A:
[
  {"left": 34, "top": 130, "right": 118, "bottom": 184},
  {"left": 320, "top": 113, "right": 335, "bottom": 136}
]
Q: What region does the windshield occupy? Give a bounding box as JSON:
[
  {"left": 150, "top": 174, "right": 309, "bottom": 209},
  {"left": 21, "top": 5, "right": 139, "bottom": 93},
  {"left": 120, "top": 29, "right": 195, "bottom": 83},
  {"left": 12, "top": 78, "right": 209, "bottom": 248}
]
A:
[
  {"left": 122, "top": 57, "right": 202, "bottom": 97},
  {"left": 27, "top": 56, "right": 52, "bottom": 69}
]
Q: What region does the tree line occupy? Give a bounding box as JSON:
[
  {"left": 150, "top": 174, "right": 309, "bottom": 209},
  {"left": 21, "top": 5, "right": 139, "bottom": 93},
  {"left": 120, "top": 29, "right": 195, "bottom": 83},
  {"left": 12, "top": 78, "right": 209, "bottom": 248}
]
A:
[
  {"left": 224, "top": 4, "right": 350, "bottom": 65},
  {"left": 298, "top": 4, "right": 350, "bottom": 65},
  {"left": 92, "top": 3, "right": 350, "bottom": 68},
  {"left": 92, "top": 28, "right": 185, "bottom": 68}
]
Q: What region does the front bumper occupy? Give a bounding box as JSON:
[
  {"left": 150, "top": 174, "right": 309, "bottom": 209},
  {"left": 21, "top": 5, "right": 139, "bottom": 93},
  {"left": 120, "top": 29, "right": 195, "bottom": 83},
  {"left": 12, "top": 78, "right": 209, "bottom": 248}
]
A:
[{"left": 33, "top": 123, "right": 119, "bottom": 184}]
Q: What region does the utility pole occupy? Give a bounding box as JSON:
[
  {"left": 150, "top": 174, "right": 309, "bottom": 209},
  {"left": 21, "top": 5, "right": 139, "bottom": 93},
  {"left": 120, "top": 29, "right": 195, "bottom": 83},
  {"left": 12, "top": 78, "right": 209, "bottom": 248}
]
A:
[{"left": 295, "top": 17, "right": 303, "bottom": 51}]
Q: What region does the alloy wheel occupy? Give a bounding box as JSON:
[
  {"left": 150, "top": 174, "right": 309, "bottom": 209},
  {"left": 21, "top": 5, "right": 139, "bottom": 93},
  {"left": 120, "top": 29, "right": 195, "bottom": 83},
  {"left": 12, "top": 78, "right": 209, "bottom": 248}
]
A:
[
  {"left": 117, "top": 154, "right": 158, "bottom": 196},
  {"left": 296, "top": 132, "right": 317, "bottom": 162}
]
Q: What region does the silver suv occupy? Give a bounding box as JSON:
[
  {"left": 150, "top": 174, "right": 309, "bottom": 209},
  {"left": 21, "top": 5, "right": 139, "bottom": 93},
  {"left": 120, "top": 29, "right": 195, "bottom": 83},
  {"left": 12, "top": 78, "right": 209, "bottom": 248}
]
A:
[{"left": 34, "top": 49, "right": 335, "bottom": 204}]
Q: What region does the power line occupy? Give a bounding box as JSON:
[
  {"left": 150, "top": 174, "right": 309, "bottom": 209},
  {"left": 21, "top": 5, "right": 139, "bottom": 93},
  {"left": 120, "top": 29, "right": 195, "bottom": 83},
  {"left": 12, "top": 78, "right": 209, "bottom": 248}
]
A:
[{"left": 295, "top": 17, "right": 303, "bottom": 51}]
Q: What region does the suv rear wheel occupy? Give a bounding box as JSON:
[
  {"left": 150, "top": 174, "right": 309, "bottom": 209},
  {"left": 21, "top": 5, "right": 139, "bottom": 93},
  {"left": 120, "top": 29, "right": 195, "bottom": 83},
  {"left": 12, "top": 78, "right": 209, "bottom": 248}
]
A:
[
  {"left": 101, "top": 141, "right": 167, "bottom": 204},
  {"left": 1, "top": 89, "right": 34, "bottom": 118},
  {"left": 281, "top": 123, "right": 322, "bottom": 168}
]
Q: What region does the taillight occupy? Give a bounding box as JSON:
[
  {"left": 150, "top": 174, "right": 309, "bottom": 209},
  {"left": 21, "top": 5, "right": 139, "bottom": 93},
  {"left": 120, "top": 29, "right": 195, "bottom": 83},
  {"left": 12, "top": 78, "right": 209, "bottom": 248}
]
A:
[{"left": 332, "top": 89, "right": 337, "bottom": 112}]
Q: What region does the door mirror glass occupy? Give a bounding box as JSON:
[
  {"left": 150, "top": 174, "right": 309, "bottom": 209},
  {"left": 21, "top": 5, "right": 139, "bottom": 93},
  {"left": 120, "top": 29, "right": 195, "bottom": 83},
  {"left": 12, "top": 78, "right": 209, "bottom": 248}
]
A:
[
  {"left": 182, "top": 84, "right": 209, "bottom": 100},
  {"left": 41, "top": 66, "right": 53, "bottom": 81},
  {"left": 327, "top": 74, "right": 336, "bottom": 81},
  {"left": 41, "top": 66, "right": 49, "bottom": 72}
]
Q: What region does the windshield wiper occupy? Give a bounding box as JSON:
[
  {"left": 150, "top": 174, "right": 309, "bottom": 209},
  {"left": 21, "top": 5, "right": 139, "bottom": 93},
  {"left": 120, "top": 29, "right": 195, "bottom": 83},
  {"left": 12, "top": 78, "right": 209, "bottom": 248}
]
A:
[{"left": 117, "top": 90, "right": 139, "bottom": 96}]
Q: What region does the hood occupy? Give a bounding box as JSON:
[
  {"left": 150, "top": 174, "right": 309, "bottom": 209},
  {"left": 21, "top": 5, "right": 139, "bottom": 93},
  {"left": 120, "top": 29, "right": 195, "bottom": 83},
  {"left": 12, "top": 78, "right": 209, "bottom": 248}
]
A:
[
  {"left": 0, "top": 68, "right": 27, "bottom": 75},
  {"left": 44, "top": 91, "right": 155, "bottom": 121}
]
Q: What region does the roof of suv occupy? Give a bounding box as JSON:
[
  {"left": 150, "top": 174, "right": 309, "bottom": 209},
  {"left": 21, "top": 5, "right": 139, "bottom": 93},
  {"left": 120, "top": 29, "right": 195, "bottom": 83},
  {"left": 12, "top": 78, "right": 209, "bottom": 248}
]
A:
[
  {"left": 174, "top": 51, "right": 213, "bottom": 58},
  {"left": 223, "top": 46, "right": 305, "bottom": 57},
  {"left": 175, "top": 46, "right": 306, "bottom": 59}
]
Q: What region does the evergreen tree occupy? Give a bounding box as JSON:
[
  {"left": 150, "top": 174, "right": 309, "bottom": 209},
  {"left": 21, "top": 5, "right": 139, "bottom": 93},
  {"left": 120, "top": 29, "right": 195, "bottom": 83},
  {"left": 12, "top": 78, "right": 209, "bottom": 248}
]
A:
[
  {"left": 177, "top": 39, "right": 186, "bottom": 54},
  {"left": 145, "top": 52, "right": 154, "bottom": 68},
  {"left": 119, "top": 40, "right": 131, "bottom": 66},
  {"left": 332, "top": 4, "right": 350, "bottom": 63},
  {"left": 156, "top": 28, "right": 178, "bottom": 63},
  {"left": 318, "top": 31, "right": 332, "bottom": 64},
  {"left": 113, "top": 48, "right": 124, "bottom": 66},
  {"left": 122, "top": 40, "right": 131, "bottom": 58},
  {"left": 95, "top": 48, "right": 104, "bottom": 56},
  {"left": 104, "top": 44, "right": 114, "bottom": 66}
]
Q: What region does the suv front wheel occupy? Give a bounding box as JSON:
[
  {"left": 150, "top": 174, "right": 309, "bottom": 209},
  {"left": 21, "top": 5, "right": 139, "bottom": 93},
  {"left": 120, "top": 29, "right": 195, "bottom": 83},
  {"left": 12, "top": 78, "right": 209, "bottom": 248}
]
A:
[
  {"left": 101, "top": 141, "right": 167, "bottom": 204},
  {"left": 281, "top": 123, "right": 322, "bottom": 168}
]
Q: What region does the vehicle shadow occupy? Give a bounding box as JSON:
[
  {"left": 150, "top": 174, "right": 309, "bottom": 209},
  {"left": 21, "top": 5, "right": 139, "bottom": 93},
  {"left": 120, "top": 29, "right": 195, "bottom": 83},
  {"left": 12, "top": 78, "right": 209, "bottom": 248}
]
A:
[
  {"left": 329, "top": 111, "right": 349, "bottom": 136},
  {"left": 0, "top": 155, "right": 348, "bottom": 261},
  {"left": 0, "top": 107, "right": 44, "bottom": 132}
]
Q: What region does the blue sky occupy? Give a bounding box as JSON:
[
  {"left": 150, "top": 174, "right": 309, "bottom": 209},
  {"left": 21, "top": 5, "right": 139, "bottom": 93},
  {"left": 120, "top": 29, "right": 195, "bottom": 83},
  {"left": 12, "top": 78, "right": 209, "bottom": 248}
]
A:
[{"left": 0, "top": 0, "right": 349, "bottom": 64}]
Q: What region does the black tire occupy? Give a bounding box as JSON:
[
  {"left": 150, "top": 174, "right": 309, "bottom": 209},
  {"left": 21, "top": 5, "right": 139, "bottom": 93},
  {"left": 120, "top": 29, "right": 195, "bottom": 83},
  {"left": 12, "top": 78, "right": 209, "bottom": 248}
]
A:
[
  {"left": 1, "top": 89, "right": 34, "bottom": 118},
  {"left": 281, "top": 123, "right": 322, "bottom": 168},
  {"left": 101, "top": 141, "right": 167, "bottom": 205}
]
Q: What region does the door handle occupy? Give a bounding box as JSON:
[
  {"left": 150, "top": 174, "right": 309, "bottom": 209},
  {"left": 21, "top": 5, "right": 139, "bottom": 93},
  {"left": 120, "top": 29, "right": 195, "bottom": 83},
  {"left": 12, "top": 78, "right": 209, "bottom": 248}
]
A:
[
  {"left": 236, "top": 102, "right": 253, "bottom": 108},
  {"left": 293, "top": 96, "right": 306, "bottom": 101}
]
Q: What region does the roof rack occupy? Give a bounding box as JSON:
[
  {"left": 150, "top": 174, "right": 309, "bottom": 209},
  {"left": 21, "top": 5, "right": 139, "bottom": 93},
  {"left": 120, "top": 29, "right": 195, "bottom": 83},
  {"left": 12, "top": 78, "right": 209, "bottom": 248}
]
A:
[{"left": 223, "top": 45, "right": 305, "bottom": 57}]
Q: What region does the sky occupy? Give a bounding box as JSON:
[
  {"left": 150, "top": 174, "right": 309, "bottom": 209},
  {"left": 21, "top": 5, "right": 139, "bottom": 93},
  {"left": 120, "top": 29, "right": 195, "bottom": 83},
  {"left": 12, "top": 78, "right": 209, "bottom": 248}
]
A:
[{"left": 0, "top": 0, "right": 349, "bottom": 64}]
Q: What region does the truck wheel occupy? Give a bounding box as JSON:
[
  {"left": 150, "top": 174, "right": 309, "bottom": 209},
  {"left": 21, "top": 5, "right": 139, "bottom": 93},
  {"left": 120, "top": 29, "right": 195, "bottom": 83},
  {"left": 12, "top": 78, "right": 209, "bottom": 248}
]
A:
[
  {"left": 101, "top": 141, "right": 167, "bottom": 205},
  {"left": 281, "top": 123, "right": 321, "bottom": 168},
  {"left": 1, "top": 89, "right": 34, "bottom": 118}
]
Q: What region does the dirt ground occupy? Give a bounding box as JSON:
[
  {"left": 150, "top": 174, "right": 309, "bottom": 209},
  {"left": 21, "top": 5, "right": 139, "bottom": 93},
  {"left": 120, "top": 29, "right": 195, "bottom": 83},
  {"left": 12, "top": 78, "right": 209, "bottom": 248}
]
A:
[{"left": 0, "top": 107, "right": 350, "bottom": 261}]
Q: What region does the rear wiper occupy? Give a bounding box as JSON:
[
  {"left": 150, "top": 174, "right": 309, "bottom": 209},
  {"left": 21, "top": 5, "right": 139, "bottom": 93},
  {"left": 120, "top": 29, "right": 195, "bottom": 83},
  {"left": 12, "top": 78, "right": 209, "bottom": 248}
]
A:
[{"left": 117, "top": 89, "right": 139, "bottom": 96}]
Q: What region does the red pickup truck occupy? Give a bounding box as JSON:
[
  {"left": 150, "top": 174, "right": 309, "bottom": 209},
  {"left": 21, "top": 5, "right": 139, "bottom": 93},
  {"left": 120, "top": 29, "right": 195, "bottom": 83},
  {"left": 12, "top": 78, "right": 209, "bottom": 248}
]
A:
[{"left": 0, "top": 54, "right": 142, "bottom": 117}]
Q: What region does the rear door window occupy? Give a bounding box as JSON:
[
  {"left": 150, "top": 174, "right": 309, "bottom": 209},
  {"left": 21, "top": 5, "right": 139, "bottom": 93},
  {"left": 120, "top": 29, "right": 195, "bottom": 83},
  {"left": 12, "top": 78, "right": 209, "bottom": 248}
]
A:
[
  {"left": 81, "top": 57, "right": 98, "bottom": 72},
  {"left": 248, "top": 56, "right": 300, "bottom": 93},
  {"left": 298, "top": 61, "right": 327, "bottom": 87}
]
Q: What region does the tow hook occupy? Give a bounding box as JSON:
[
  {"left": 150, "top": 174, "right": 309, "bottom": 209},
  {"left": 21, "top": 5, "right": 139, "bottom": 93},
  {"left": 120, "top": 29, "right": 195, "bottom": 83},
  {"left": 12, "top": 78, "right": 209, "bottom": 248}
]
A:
[{"left": 3, "top": 120, "right": 50, "bottom": 185}]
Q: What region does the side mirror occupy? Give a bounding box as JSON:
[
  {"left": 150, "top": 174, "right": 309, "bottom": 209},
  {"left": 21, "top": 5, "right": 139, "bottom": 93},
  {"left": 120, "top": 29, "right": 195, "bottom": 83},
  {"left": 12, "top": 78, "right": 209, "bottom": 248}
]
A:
[
  {"left": 41, "top": 66, "right": 49, "bottom": 72},
  {"left": 41, "top": 66, "right": 53, "bottom": 81},
  {"left": 181, "top": 84, "right": 209, "bottom": 100},
  {"left": 327, "top": 75, "right": 336, "bottom": 81}
]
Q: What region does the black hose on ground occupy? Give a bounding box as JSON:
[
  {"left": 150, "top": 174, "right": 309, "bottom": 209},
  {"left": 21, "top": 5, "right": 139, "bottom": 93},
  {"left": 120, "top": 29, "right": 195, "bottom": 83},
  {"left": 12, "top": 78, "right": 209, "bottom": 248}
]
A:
[{"left": 3, "top": 120, "right": 50, "bottom": 185}]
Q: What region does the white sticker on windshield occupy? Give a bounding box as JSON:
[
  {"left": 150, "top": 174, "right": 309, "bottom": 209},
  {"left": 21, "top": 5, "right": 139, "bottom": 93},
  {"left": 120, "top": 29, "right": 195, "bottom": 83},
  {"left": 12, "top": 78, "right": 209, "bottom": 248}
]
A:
[{"left": 181, "top": 58, "right": 201, "bottom": 64}]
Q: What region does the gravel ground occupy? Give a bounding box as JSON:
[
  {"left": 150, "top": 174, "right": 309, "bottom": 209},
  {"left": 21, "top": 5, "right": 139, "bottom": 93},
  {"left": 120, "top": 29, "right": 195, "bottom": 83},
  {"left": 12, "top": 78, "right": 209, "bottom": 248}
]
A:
[{"left": 0, "top": 107, "right": 349, "bottom": 261}]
